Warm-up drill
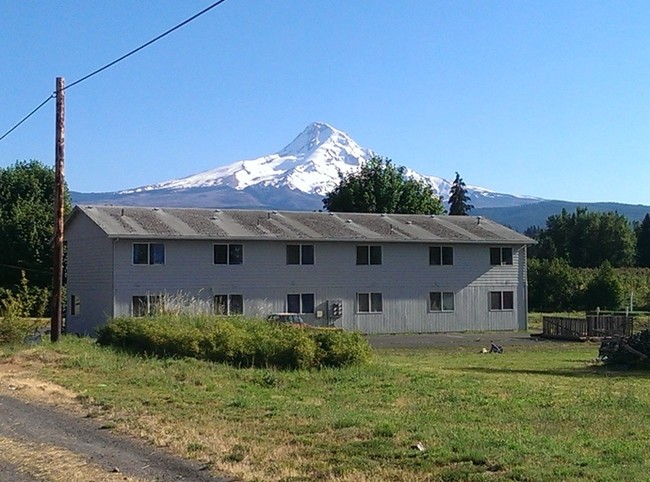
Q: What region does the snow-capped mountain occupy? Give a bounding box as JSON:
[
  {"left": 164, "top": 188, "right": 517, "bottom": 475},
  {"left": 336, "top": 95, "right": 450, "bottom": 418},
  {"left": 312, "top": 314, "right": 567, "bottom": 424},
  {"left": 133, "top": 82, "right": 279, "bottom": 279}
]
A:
[
  {"left": 121, "top": 122, "right": 373, "bottom": 197},
  {"left": 72, "top": 122, "right": 541, "bottom": 210}
]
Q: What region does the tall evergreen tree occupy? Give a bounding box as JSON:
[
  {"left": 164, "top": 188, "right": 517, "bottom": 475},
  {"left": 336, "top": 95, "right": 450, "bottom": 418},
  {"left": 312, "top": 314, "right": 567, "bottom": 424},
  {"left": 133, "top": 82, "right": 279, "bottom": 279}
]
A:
[
  {"left": 447, "top": 172, "right": 473, "bottom": 215},
  {"left": 323, "top": 156, "right": 444, "bottom": 214},
  {"left": 636, "top": 214, "right": 650, "bottom": 267}
]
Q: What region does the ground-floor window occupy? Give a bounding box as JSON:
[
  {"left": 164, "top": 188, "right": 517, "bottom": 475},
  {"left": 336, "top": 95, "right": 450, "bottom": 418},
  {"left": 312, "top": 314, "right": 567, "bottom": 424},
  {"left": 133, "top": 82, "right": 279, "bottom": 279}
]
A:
[
  {"left": 429, "top": 291, "right": 455, "bottom": 312},
  {"left": 70, "top": 295, "right": 80, "bottom": 316},
  {"left": 214, "top": 294, "right": 243, "bottom": 315},
  {"left": 489, "top": 291, "right": 514, "bottom": 310},
  {"left": 287, "top": 293, "right": 315, "bottom": 314},
  {"left": 357, "top": 292, "right": 382, "bottom": 313},
  {"left": 132, "top": 294, "right": 164, "bottom": 317}
]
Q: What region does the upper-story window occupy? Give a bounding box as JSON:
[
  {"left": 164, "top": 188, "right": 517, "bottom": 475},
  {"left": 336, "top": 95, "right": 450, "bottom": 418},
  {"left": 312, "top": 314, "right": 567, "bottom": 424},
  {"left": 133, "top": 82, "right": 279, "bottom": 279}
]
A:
[
  {"left": 430, "top": 246, "right": 453, "bottom": 265},
  {"left": 490, "top": 247, "right": 513, "bottom": 265},
  {"left": 214, "top": 244, "right": 243, "bottom": 265},
  {"left": 133, "top": 243, "right": 165, "bottom": 265},
  {"left": 287, "top": 244, "right": 314, "bottom": 265},
  {"left": 357, "top": 245, "right": 382, "bottom": 265}
]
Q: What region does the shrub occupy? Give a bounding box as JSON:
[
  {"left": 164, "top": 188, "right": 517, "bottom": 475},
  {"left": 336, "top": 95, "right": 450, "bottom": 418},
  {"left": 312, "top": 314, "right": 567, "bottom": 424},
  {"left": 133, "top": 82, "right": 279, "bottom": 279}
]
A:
[
  {"left": 97, "top": 315, "right": 372, "bottom": 370},
  {"left": 0, "top": 303, "right": 37, "bottom": 344}
]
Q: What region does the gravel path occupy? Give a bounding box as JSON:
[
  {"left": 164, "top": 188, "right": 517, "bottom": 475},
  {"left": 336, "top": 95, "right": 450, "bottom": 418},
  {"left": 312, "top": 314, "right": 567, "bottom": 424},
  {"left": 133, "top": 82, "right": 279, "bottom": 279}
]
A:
[{"left": 0, "top": 393, "right": 234, "bottom": 482}]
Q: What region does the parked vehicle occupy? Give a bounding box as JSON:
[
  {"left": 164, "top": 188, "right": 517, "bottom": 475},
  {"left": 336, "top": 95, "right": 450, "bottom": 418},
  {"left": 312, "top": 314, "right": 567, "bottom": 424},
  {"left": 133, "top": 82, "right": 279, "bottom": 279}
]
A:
[{"left": 266, "top": 313, "right": 307, "bottom": 326}]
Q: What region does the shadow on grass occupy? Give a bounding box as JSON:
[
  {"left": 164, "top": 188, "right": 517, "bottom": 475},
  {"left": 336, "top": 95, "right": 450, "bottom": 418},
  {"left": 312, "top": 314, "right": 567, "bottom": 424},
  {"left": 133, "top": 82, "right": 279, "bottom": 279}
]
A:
[{"left": 450, "top": 365, "right": 650, "bottom": 379}]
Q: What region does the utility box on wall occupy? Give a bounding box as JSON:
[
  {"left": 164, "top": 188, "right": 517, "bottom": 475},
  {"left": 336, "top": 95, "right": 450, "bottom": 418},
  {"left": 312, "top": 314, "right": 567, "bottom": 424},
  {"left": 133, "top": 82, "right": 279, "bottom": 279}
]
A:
[{"left": 328, "top": 299, "right": 343, "bottom": 318}]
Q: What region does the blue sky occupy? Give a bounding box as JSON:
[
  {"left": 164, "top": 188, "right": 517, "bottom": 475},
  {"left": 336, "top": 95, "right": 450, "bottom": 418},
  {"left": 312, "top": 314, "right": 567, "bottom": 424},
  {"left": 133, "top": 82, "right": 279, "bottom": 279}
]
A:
[{"left": 1, "top": 0, "right": 649, "bottom": 204}]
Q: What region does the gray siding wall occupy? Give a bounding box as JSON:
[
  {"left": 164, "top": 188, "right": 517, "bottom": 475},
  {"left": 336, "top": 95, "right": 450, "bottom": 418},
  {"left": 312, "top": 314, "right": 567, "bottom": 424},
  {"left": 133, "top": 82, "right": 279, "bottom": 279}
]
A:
[
  {"left": 103, "top": 238, "right": 527, "bottom": 334},
  {"left": 65, "top": 216, "right": 114, "bottom": 334}
]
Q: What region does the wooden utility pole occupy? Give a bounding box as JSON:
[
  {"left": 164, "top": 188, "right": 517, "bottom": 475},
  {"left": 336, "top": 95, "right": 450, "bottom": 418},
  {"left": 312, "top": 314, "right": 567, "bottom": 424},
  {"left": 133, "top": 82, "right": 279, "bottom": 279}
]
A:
[{"left": 51, "top": 77, "right": 65, "bottom": 342}]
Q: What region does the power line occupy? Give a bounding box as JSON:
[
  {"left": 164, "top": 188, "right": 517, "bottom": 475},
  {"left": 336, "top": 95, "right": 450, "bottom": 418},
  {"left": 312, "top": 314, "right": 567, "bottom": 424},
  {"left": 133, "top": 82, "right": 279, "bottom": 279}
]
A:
[
  {"left": 0, "top": 94, "right": 55, "bottom": 143},
  {"left": 65, "top": 0, "right": 228, "bottom": 91},
  {"left": 0, "top": 0, "right": 228, "bottom": 143}
]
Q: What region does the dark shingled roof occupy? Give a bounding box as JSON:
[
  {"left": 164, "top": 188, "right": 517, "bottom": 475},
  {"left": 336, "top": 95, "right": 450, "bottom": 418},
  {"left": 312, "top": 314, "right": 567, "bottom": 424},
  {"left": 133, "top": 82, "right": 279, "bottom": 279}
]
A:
[{"left": 69, "top": 205, "right": 534, "bottom": 245}]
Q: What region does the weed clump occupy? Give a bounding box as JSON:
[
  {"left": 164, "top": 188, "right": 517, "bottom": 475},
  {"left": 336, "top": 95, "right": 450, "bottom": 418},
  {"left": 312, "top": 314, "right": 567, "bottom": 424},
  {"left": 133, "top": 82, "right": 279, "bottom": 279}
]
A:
[{"left": 97, "top": 315, "right": 372, "bottom": 369}]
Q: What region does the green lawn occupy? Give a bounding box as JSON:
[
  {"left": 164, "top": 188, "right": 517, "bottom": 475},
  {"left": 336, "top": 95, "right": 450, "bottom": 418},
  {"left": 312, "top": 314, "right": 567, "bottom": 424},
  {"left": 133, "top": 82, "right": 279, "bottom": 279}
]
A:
[{"left": 4, "top": 337, "right": 650, "bottom": 482}]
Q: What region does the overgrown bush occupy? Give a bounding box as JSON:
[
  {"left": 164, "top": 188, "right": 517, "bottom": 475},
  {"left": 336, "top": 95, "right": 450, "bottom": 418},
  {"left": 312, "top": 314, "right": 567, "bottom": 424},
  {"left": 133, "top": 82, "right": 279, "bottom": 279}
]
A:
[
  {"left": 97, "top": 315, "right": 372, "bottom": 370},
  {"left": 0, "top": 303, "right": 38, "bottom": 344},
  {"left": 0, "top": 271, "right": 51, "bottom": 318}
]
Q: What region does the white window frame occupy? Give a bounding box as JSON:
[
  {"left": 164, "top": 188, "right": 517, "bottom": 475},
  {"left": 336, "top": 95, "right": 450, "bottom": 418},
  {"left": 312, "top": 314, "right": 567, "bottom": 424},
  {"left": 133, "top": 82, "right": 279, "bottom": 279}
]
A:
[
  {"left": 214, "top": 244, "right": 244, "bottom": 265},
  {"left": 287, "top": 293, "right": 315, "bottom": 314},
  {"left": 489, "top": 291, "right": 514, "bottom": 311},
  {"left": 429, "top": 246, "right": 454, "bottom": 266},
  {"left": 286, "top": 244, "right": 315, "bottom": 265},
  {"left": 429, "top": 291, "right": 455, "bottom": 312},
  {"left": 490, "top": 247, "right": 513, "bottom": 266},
  {"left": 70, "top": 295, "right": 80, "bottom": 316},
  {"left": 356, "top": 245, "right": 382, "bottom": 265},
  {"left": 132, "top": 294, "right": 164, "bottom": 317},
  {"left": 357, "top": 292, "right": 383, "bottom": 313},
  {"left": 132, "top": 243, "right": 165, "bottom": 265},
  {"left": 213, "top": 294, "right": 244, "bottom": 315}
]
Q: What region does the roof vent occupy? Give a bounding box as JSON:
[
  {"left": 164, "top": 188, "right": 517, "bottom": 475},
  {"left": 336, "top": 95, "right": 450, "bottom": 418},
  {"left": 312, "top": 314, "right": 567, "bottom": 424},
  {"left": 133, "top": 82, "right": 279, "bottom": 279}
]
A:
[
  {"left": 381, "top": 213, "right": 387, "bottom": 217},
  {"left": 120, "top": 208, "right": 125, "bottom": 216},
  {"left": 477, "top": 216, "right": 482, "bottom": 225},
  {"left": 406, "top": 221, "right": 413, "bottom": 225},
  {"left": 328, "top": 212, "right": 335, "bottom": 216},
  {"left": 430, "top": 214, "right": 436, "bottom": 218},
  {"left": 152, "top": 207, "right": 159, "bottom": 211},
  {"left": 214, "top": 209, "right": 221, "bottom": 213},
  {"left": 346, "top": 219, "right": 353, "bottom": 224}
]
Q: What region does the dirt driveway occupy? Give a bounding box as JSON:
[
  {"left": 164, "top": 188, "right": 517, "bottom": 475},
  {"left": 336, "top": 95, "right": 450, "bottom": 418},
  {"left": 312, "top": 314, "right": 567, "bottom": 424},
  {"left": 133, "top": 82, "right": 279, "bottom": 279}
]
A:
[{"left": 0, "top": 365, "right": 234, "bottom": 482}]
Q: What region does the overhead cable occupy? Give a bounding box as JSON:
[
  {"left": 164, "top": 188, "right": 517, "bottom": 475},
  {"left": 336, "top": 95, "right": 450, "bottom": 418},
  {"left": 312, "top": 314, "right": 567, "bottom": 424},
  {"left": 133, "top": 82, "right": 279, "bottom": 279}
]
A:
[{"left": 0, "top": 0, "right": 228, "bottom": 143}]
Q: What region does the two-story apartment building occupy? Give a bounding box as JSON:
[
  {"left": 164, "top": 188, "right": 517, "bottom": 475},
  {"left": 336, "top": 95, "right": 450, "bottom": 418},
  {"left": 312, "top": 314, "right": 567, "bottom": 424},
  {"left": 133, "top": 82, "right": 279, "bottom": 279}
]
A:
[{"left": 64, "top": 205, "right": 534, "bottom": 335}]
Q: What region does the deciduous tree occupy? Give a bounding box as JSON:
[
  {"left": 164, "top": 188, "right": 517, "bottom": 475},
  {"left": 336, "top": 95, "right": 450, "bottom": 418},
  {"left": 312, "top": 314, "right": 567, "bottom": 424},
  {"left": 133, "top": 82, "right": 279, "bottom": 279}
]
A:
[
  {"left": 323, "top": 156, "right": 444, "bottom": 214},
  {"left": 0, "top": 160, "right": 71, "bottom": 289}
]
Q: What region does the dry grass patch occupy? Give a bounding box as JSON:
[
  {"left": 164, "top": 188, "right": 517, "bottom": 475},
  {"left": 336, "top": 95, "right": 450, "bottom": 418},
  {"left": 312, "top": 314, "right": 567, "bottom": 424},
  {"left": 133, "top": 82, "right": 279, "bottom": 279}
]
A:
[{"left": 0, "top": 435, "right": 148, "bottom": 482}]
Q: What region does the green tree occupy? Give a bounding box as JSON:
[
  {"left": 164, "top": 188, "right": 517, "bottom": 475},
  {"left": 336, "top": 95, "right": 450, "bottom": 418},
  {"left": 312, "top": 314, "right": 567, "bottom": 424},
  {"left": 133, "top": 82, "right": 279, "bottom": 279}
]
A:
[
  {"left": 0, "top": 160, "right": 71, "bottom": 289},
  {"left": 636, "top": 214, "right": 650, "bottom": 267},
  {"left": 447, "top": 172, "right": 473, "bottom": 215},
  {"left": 530, "top": 208, "right": 635, "bottom": 268},
  {"left": 323, "top": 156, "right": 444, "bottom": 214},
  {"left": 528, "top": 257, "right": 580, "bottom": 311},
  {"left": 583, "top": 261, "right": 624, "bottom": 311}
]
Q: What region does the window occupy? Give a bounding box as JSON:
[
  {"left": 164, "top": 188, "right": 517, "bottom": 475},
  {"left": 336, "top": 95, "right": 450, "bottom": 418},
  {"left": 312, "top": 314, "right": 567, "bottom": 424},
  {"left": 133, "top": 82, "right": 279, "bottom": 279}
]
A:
[
  {"left": 70, "top": 295, "right": 80, "bottom": 316},
  {"left": 287, "top": 293, "right": 315, "bottom": 314},
  {"left": 490, "top": 247, "right": 513, "bottom": 265},
  {"left": 429, "top": 246, "right": 454, "bottom": 265},
  {"left": 490, "top": 291, "right": 514, "bottom": 310},
  {"left": 133, "top": 243, "right": 165, "bottom": 265},
  {"left": 132, "top": 294, "right": 164, "bottom": 317},
  {"left": 357, "top": 245, "right": 382, "bottom": 265},
  {"left": 429, "top": 292, "right": 455, "bottom": 312},
  {"left": 214, "top": 294, "right": 243, "bottom": 315},
  {"left": 357, "top": 292, "right": 383, "bottom": 313},
  {"left": 286, "top": 244, "right": 314, "bottom": 265},
  {"left": 214, "top": 244, "right": 243, "bottom": 265}
]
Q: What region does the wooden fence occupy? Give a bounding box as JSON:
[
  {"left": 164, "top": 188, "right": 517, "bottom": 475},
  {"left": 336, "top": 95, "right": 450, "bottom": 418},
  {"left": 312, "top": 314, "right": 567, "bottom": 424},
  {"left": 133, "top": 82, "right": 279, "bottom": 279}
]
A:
[{"left": 542, "top": 315, "right": 633, "bottom": 341}]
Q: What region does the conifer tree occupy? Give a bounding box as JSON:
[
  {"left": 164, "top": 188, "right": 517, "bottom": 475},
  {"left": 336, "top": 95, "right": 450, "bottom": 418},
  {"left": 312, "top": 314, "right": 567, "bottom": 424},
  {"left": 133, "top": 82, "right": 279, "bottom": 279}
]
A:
[
  {"left": 636, "top": 213, "right": 650, "bottom": 267},
  {"left": 447, "top": 172, "right": 473, "bottom": 215}
]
